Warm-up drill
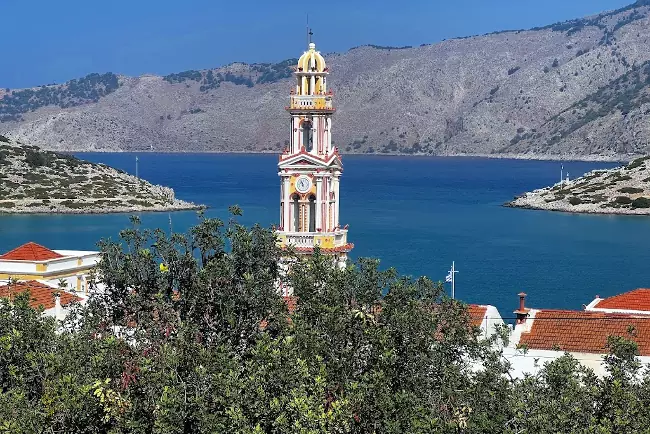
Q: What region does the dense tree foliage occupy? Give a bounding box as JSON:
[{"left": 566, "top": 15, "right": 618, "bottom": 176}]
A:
[
  {"left": 0, "top": 73, "right": 120, "bottom": 122},
  {"left": 163, "top": 60, "right": 297, "bottom": 91},
  {"left": 1, "top": 210, "right": 650, "bottom": 432}
]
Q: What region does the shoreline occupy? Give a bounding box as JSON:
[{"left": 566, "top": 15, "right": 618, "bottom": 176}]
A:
[
  {"left": 503, "top": 202, "right": 650, "bottom": 217},
  {"left": 0, "top": 201, "right": 204, "bottom": 216},
  {"left": 68, "top": 150, "right": 632, "bottom": 163}
]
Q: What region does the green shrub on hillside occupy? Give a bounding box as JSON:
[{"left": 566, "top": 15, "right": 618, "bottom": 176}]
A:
[
  {"left": 627, "top": 156, "right": 650, "bottom": 170},
  {"left": 632, "top": 197, "right": 650, "bottom": 208},
  {"left": 615, "top": 195, "right": 633, "bottom": 205},
  {"left": 618, "top": 187, "right": 644, "bottom": 194},
  {"left": 163, "top": 70, "right": 202, "bottom": 84},
  {"left": 0, "top": 73, "right": 120, "bottom": 122}
]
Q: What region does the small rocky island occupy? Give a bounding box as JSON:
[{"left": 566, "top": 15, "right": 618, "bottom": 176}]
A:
[
  {"left": 507, "top": 157, "right": 650, "bottom": 215},
  {"left": 0, "top": 136, "right": 200, "bottom": 214}
]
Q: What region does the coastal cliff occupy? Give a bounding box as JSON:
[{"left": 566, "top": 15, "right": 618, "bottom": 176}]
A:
[
  {"left": 0, "top": 136, "right": 199, "bottom": 214},
  {"left": 506, "top": 156, "right": 650, "bottom": 215}
]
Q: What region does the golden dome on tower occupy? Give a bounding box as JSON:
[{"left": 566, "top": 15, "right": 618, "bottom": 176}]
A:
[{"left": 298, "top": 42, "right": 327, "bottom": 73}]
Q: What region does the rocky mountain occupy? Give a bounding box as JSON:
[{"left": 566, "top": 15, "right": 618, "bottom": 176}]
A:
[
  {"left": 0, "top": 135, "right": 198, "bottom": 214},
  {"left": 506, "top": 156, "right": 650, "bottom": 214},
  {"left": 2, "top": 1, "right": 650, "bottom": 159}
]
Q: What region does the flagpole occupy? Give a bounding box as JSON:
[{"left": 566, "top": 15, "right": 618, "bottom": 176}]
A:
[{"left": 451, "top": 261, "right": 455, "bottom": 300}]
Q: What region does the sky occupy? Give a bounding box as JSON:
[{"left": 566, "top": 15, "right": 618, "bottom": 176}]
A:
[{"left": 0, "top": 0, "right": 634, "bottom": 89}]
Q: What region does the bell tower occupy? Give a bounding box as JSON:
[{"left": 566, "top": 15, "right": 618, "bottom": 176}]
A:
[{"left": 276, "top": 39, "right": 353, "bottom": 276}]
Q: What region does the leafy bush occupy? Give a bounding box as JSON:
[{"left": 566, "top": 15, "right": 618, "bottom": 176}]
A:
[
  {"left": 615, "top": 195, "right": 633, "bottom": 205},
  {"left": 24, "top": 150, "right": 49, "bottom": 167},
  {"left": 0, "top": 135, "right": 9, "bottom": 143},
  {"left": 618, "top": 187, "right": 644, "bottom": 194},
  {"left": 568, "top": 196, "right": 582, "bottom": 205},
  {"left": 253, "top": 58, "right": 297, "bottom": 84},
  {"left": 627, "top": 156, "right": 650, "bottom": 170},
  {"left": 632, "top": 197, "right": 650, "bottom": 208},
  {"left": 163, "top": 70, "right": 202, "bottom": 84}
]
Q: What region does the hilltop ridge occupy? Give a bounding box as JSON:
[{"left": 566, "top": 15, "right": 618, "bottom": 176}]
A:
[{"left": 2, "top": 1, "right": 650, "bottom": 159}]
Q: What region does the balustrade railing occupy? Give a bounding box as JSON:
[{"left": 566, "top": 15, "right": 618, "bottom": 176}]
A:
[
  {"left": 288, "top": 95, "right": 333, "bottom": 110},
  {"left": 282, "top": 230, "right": 348, "bottom": 248}
]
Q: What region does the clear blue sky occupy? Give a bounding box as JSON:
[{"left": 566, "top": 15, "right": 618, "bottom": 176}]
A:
[{"left": 1, "top": 0, "right": 633, "bottom": 89}]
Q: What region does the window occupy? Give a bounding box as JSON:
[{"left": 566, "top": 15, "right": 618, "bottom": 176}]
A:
[{"left": 302, "top": 121, "right": 313, "bottom": 152}]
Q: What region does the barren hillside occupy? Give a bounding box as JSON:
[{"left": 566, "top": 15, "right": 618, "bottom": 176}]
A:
[{"left": 2, "top": 1, "right": 650, "bottom": 159}]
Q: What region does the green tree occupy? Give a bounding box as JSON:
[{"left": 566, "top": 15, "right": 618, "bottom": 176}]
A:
[{"left": 2, "top": 211, "right": 650, "bottom": 432}]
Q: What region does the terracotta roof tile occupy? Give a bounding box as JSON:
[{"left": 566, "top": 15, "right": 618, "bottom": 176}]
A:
[
  {"left": 0, "top": 280, "right": 81, "bottom": 310},
  {"left": 0, "top": 242, "right": 64, "bottom": 261},
  {"left": 519, "top": 309, "right": 650, "bottom": 356},
  {"left": 468, "top": 305, "right": 488, "bottom": 328},
  {"left": 283, "top": 295, "right": 298, "bottom": 314},
  {"left": 594, "top": 288, "right": 650, "bottom": 312}
]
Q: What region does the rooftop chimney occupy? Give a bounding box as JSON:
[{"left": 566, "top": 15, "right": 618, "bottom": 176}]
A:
[{"left": 513, "top": 292, "right": 530, "bottom": 324}]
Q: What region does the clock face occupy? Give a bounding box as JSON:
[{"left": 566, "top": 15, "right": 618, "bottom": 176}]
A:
[{"left": 295, "top": 176, "right": 312, "bottom": 193}]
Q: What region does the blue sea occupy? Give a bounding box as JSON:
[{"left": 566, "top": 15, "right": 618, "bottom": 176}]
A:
[{"left": 1, "top": 153, "right": 645, "bottom": 317}]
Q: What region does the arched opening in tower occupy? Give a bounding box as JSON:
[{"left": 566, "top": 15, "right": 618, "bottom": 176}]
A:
[
  {"left": 302, "top": 120, "right": 313, "bottom": 152},
  {"left": 308, "top": 194, "right": 316, "bottom": 232}
]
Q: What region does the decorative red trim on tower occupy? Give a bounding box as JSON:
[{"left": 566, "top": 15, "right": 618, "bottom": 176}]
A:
[{"left": 283, "top": 243, "right": 354, "bottom": 254}]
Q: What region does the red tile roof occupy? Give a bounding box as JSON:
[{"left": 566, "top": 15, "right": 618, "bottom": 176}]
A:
[
  {"left": 0, "top": 242, "right": 64, "bottom": 261},
  {"left": 519, "top": 309, "right": 650, "bottom": 356},
  {"left": 0, "top": 280, "right": 81, "bottom": 310},
  {"left": 283, "top": 295, "right": 298, "bottom": 314},
  {"left": 468, "top": 305, "right": 488, "bottom": 327},
  {"left": 593, "top": 288, "right": 650, "bottom": 312}
]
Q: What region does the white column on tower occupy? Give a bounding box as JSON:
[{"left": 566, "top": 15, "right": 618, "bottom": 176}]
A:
[
  {"left": 292, "top": 117, "right": 300, "bottom": 152},
  {"left": 334, "top": 175, "right": 340, "bottom": 229},
  {"left": 324, "top": 117, "right": 332, "bottom": 154},
  {"left": 315, "top": 176, "right": 323, "bottom": 230},
  {"left": 283, "top": 176, "right": 291, "bottom": 231}
]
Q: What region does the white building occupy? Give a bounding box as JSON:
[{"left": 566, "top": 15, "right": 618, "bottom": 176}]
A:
[
  {"left": 477, "top": 291, "right": 650, "bottom": 378},
  {"left": 0, "top": 241, "right": 100, "bottom": 294}
]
